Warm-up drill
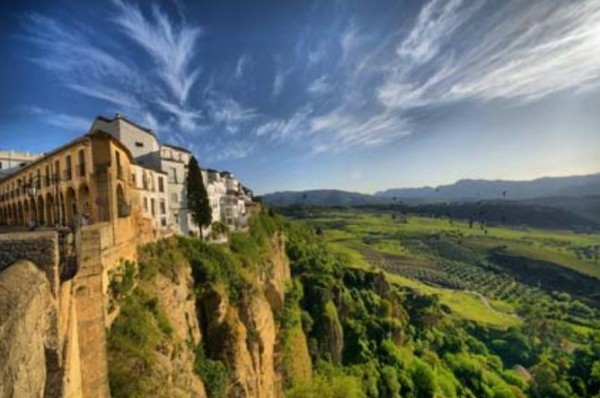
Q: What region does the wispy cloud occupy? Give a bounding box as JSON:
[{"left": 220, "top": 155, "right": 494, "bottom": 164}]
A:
[
  {"left": 378, "top": 0, "right": 600, "bottom": 108},
  {"left": 21, "top": 0, "right": 600, "bottom": 164},
  {"left": 111, "top": 0, "right": 202, "bottom": 105},
  {"left": 27, "top": 106, "right": 91, "bottom": 133},
  {"left": 307, "top": 75, "right": 332, "bottom": 96},
  {"left": 206, "top": 97, "right": 257, "bottom": 134},
  {"left": 235, "top": 54, "right": 250, "bottom": 80}
]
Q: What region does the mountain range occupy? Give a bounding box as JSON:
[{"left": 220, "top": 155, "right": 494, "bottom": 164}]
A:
[
  {"left": 375, "top": 173, "right": 600, "bottom": 201},
  {"left": 262, "top": 173, "right": 600, "bottom": 206}
]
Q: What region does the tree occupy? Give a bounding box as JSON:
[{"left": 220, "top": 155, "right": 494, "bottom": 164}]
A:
[{"left": 186, "top": 156, "right": 212, "bottom": 239}]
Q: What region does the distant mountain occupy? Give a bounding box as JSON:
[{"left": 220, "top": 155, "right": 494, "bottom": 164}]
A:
[
  {"left": 261, "top": 189, "right": 390, "bottom": 207},
  {"left": 376, "top": 173, "right": 600, "bottom": 201}
]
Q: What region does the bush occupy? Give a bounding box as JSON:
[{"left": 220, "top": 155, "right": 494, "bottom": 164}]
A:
[
  {"left": 411, "top": 358, "right": 437, "bottom": 398},
  {"left": 194, "top": 345, "right": 229, "bottom": 398}
]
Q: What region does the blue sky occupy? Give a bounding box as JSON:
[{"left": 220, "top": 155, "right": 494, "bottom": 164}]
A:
[{"left": 0, "top": 0, "right": 599, "bottom": 194}]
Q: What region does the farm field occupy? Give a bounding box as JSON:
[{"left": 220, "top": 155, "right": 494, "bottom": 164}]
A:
[{"left": 290, "top": 207, "right": 600, "bottom": 335}]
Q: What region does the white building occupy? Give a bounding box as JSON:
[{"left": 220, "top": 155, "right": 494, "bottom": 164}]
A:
[
  {"left": 160, "top": 144, "right": 198, "bottom": 236},
  {"left": 131, "top": 164, "right": 169, "bottom": 230},
  {"left": 202, "top": 168, "right": 226, "bottom": 225},
  {"left": 0, "top": 150, "right": 43, "bottom": 178},
  {"left": 89, "top": 113, "right": 251, "bottom": 237}
]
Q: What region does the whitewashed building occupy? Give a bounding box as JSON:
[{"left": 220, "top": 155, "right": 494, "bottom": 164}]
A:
[
  {"left": 89, "top": 114, "right": 251, "bottom": 237},
  {"left": 131, "top": 164, "right": 169, "bottom": 230},
  {"left": 160, "top": 144, "right": 198, "bottom": 236},
  {"left": 0, "top": 150, "right": 43, "bottom": 178}
]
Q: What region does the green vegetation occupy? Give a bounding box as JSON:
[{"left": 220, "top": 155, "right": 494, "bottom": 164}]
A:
[
  {"left": 279, "top": 206, "right": 600, "bottom": 397},
  {"left": 186, "top": 156, "right": 212, "bottom": 236},
  {"left": 109, "top": 206, "right": 600, "bottom": 397},
  {"left": 193, "top": 345, "right": 229, "bottom": 398},
  {"left": 107, "top": 286, "right": 174, "bottom": 398}
]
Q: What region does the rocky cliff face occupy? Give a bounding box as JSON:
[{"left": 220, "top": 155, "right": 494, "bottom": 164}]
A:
[
  {"left": 151, "top": 267, "right": 207, "bottom": 397},
  {"left": 0, "top": 261, "right": 52, "bottom": 398},
  {"left": 107, "top": 230, "right": 311, "bottom": 398},
  {"left": 198, "top": 233, "right": 293, "bottom": 398}
]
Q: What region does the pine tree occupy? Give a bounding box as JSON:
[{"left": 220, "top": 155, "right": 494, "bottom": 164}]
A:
[{"left": 186, "top": 156, "right": 212, "bottom": 239}]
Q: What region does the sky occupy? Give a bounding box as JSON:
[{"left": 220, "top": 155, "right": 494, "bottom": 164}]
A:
[{"left": 0, "top": 0, "right": 599, "bottom": 194}]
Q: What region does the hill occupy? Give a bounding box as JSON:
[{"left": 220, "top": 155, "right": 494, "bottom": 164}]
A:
[
  {"left": 376, "top": 173, "right": 600, "bottom": 201},
  {"left": 261, "top": 189, "right": 390, "bottom": 207}
]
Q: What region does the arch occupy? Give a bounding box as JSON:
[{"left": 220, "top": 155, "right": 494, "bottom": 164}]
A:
[
  {"left": 23, "top": 200, "right": 30, "bottom": 224},
  {"left": 30, "top": 197, "right": 37, "bottom": 224},
  {"left": 65, "top": 187, "right": 77, "bottom": 227},
  {"left": 11, "top": 203, "right": 17, "bottom": 225},
  {"left": 37, "top": 195, "right": 45, "bottom": 225},
  {"left": 45, "top": 192, "right": 55, "bottom": 226},
  {"left": 59, "top": 192, "right": 66, "bottom": 226}
]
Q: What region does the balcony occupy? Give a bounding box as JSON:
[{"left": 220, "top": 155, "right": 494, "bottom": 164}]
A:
[
  {"left": 64, "top": 169, "right": 72, "bottom": 181},
  {"left": 78, "top": 163, "right": 86, "bottom": 177}
]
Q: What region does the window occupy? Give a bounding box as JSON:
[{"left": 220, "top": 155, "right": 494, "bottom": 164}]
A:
[
  {"left": 151, "top": 198, "right": 156, "bottom": 216},
  {"left": 135, "top": 142, "right": 144, "bottom": 147},
  {"left": 158, "top": 177, "right": 164, "bottom": 192},
  {"left": 171, "top": 193, "right": 178, "bottom": 203},
  {"left": 65, "top": 155, "right": 72, "bottom": 180},
  {"left": 169, "top": 167, "right": 177, "bottom": 183},
  {"left": 78, "top": 149, "right": 86, "bottom": 177},
  {"left": 54, "top": 160, "right": 60, "bottom": 181},
  {"left": 160, "top": 200, "right": 166, "bottom": 214},
  {"left": 144, "top": 197, "right": 148, "bottom": 211},
  {"left": 0, "top": 161, "right": 3, "bottom": 169},
  {"left": 116, "top": 151, "right": 123, "bottom": 180}
]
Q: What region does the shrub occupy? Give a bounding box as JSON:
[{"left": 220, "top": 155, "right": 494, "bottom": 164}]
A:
[{"left": 194, "top": 345, "right": 229, "bottom": 398}]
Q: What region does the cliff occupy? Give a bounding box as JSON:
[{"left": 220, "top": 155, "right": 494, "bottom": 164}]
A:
[{"left": 107, "top": 214, "right": 312, "bottom": 398}]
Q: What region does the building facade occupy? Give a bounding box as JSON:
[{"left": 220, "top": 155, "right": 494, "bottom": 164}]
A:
[
  {"left": 0, "top": 131, "right": 139, "bottom": 238},
  {"left": 0, "top": 114, "right": 254, "bottom": 238},
  {"left": 0, "top": 150, "right": 43, "bottom": 178},
  {"left": 90, "top": 115, "right": 201, "bottom": 236},
  {"left": 131, "top": 164, "right": 169, "bottom": 230}
]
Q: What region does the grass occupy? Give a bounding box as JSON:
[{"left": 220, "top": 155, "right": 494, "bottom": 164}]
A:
[
  {"left": 385, "top": 273, "right": 520, "bottom": 329},
  {"left": 299, "top": 208, "right": 600, "bottom": 330}
]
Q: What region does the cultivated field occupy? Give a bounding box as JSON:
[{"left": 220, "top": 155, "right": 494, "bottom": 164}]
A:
[{"left": 292, "top": 208, "right": 600, "bottom": 336}]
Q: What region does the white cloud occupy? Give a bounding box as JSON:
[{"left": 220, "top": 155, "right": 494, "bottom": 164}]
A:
[
  {"left": 206, "top": 97, "right": 257, "bottom": 134},
  {"left": 157, "top": 100, "right": 202, "bottom": 132},
  {"left": 111, "top": 0, "right": 202, "bottom": 104},
  {"left": 28, "top": 106, "right": 91, "bottom": 133},
  {"left": 379, "top": 0, "right": 600, "bottom": 108},
  {"left": 235, "top": 54, "right": 250, "bottom": 79},
  {"left": 307, "top": 75, "right": 332, "bottom": 96}
]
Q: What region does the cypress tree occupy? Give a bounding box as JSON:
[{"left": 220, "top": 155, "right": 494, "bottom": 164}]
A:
[{"left": 186, "top": 156, "right": 212, "bottom": 238}]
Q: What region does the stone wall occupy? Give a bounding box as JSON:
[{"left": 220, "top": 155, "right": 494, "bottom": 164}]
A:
[
  {"left": 0, "top": 261, "right": 53, "bottom": 398},
  {"left": 0, "top": 231, "right": 59, "bottom": 297}
]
